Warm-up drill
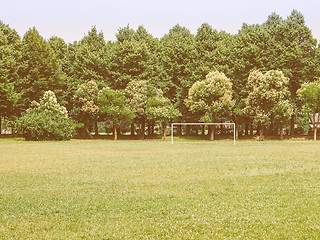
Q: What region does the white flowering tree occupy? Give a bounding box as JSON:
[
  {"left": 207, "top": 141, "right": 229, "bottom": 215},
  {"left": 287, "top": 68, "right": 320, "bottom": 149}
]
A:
[
  {"left": 16, "top": 91, "right": 75, "bottom": 140},
  {"left": 72, "top": 80, "right": 100, "bottom": 138},
  {"left": 125, "top": 80, "right": 149, "bottom": 139},
  {"left": 185, "top": 71, "right": 235, "bottom": 140},
  {"left": 245, "top": 70, "right": 293, "bottom": 140}
]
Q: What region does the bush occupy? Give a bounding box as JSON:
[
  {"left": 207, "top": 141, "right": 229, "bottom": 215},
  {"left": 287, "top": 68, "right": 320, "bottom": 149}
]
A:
[{"left": 16, "top": 91, "right": 76, "bottom": 141}]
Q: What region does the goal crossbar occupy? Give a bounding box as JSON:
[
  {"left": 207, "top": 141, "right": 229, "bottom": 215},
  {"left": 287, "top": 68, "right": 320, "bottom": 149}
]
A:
[{"left": 171, "top": 122, "right": 236, "bottom": 145}]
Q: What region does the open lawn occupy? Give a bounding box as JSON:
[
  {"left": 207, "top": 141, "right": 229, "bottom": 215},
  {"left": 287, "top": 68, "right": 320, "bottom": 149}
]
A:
[{"left": 1, "top": 138, "right": 320, "bottom": 239}]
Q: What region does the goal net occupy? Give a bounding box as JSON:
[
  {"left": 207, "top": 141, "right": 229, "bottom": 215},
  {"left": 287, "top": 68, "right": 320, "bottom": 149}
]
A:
[{"left": 171, "top": 122, "right": 236, "bottom": 145}]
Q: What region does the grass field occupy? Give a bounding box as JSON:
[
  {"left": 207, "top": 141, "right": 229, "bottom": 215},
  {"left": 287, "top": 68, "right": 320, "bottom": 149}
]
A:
[{"left": 1, "top": 138, "right": 320, "bottom": 239}]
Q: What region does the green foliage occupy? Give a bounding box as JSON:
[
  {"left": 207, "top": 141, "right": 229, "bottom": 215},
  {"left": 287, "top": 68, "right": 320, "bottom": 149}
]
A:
[
  {"left": 19, "top": 27, "right": 65, "bottom": 110},
  {"left": 146, "top": 89, "right": 181, "bottom": 124},
  {"left": 98, "top": 87, "right": 135, "bottom": 129},
  {"left": 125, "top": 80, "right": 150, "bottom": 119},
  {"left": 245, "top": 70, "right": 293, "bottom": 128},
  {"left": 297, "top": 81, "right": 320, "bottom": 114},
  {"left": 194, "top": 23, "right": 232, "bottom": 83},
  {"left": 159, "top": 25, "right": 197, "bottom": 113},
  {"left": 297, "top": 80, "right": 320, "bottom": 137},
  {"left": 16, "top": 91, "right": 75, "bottom": 140},
  {"left": 72, "top": 80, "right": 100, "bottom": 134},
  {"left": 1, "top": 11, "right": 320, "bottom": 139},
  {"left": 61, "top": 27, "right": 111, "bottom": 111},
  {"left": 275, "top": 10, "right": 319, "bottom": 96},
  {"left": 109, "top": 26, "right": 159, "bottom": 90},
  {"left": 186, "top": 71, "right": 235, "bottom": 123},
  {"left": 48, "top": 36, "right": 68, "bottom": 62},
  {"left": 0, "top": 21, "right": 22, "bottom": 118}
]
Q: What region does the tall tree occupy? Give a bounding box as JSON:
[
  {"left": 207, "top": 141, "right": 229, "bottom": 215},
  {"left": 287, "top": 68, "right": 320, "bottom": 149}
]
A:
[
  {"left": 244, "top": 70, "right": 293, "bottom": 140},
  {"left": 108, "top": 39, "right": 150, "bottom": 89},
  {"left": 125, "top": 80, "right": 156, "bottom": 139},
  {"left": 72, "top": 80, "right": 100, "bottom": 138},
  {"left": 264, "top": 10, "right": 319, "bottom": 134},
  {"left": 194, "top": 23, "right": 232, "bottom": 82},
  {"left": 62, "top": 27, "right": 111, "bottom": 110},
  {"left": 48, "top": 36, "right": 68, "bottom": 62},
  {"left": 19, "top": 27, "right": 65, "bottom": 110},
  {"left": 185, "top": 71, "right": 235, "bottom": 140},
  {"left": 0, "top": 21, "right": 22, "bottom": 133},
  {"left": 159, "top": 25, "right": 197, "bottom": 118},
  {"left": 108, "top": 25, "right": 158, "bottom": 90}
]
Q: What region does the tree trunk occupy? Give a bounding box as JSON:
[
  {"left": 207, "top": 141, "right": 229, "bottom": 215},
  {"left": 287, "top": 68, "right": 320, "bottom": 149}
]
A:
[
  {"left": 0, "top": 113, "right": 2, "bottom": 135},
  {"left": 280, "top": 125, "right": 284, "bottom": 140},
  {"left": 220, "top": 125, "right": 225, "bottom": 136},
  {"left": 290, "top": 115, "right": 295, "bottom": 136},
  {"left": 245, "top": 122, "right": 249, "bottom": 136},
  {"left": 140, "top": 120, "right": 145, "bottom": 140},
  {"left": 210, "top": 125, "right": 215, "bottom": 141},
  {"left": 269, "top": 121, "right": 274, "bottom": 136},
  {"left": 147, "top": 121, "right": 151, "bottom": 136},
  {"left": 113, "top": 124, "right": 118, "bottom": 141},
  {"left": 11, "top": 120, "right": 16, "bottom": 136},
  {"left": 162, "top": 123, "right": 166, "bottom": 141},
  {"left": 94, "top": 121, "right": 99, "bottom": 136},
  {"left": 177, "top": 125, "right": 182, "bottom": 136},
  {"left": 250, "top": 123, "right": 254, "bottom": 136},
  {"left": 259, "top": 126, "right": 264, "bottom": 141},
  {"left": 131, "top": 123, "right": 135, "bottom": 136},
  {"left": 151, "top": 122, "right": 154, "bottom": 135},
  {"left": 314, "top": 127, "right": 317, "bottom": 141},
  {"left": 186, "top": 125, "right": 191, "bottom": 136},
  {"left": 240, "top": 123, "right": 244, "bottom": 137},
  {"left": 235, "top": 123, "right": 239, "bottom": 140},
  {"left": 84, "top": 125, "right": 93, "bottom": 139}
]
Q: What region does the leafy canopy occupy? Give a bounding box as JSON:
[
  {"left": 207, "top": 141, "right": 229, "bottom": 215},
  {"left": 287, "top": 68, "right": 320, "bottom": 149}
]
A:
[
  {"left": 16, "top": 91, "right": 75, "bottom": 141},
  {"left": 185, "top": 71, "right": 235, "bottom": 123}
]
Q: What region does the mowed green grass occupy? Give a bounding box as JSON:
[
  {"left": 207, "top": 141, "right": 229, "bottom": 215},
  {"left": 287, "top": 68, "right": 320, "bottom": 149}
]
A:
[{"left": 1, "top": 138, "right": 320, "bottom": 239}]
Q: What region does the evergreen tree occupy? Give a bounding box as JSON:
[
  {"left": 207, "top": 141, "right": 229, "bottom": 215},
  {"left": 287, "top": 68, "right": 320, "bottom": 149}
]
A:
[
  {"left": 108, "top": 26, "right": 159, "bottom": 90},
  {"left": 19, "top": 27, "right": 65, "bottom": 110},
  {"left": 194, "top": 23, "right": 232, "bottom": 82},
  {"left": 265, "top": 10, "right": 319, "bottom": 134},
  {"left": 0, "top": 21, "right": 22, "bottom": 133},
  {"left": 62, "top": 26, "right": 111, "bottom": 111},
  {"left": 159, "top": 25, "right": 197, "bottom": 119}
]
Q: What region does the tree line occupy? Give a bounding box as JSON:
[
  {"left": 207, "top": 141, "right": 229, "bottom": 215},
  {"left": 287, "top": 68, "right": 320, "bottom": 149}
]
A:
[{"left": 1, "top": 9, "right": 320, "bottom": 141}]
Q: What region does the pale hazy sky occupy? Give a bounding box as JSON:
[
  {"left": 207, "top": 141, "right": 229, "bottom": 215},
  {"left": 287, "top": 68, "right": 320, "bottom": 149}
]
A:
[{"left": 1, "top": 0, "right": 320, "bottom": 43}]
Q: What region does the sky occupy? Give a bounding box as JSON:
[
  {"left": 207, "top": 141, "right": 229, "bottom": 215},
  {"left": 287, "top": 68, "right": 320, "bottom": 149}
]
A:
[{"left": 1, "top": 0, "right": 320, "bottom": 43}]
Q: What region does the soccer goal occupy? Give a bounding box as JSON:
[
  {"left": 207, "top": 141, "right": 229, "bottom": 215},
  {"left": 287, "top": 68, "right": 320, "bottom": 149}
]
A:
[{"left": 171, "top": 122, "right": 236, "bottom": 145}]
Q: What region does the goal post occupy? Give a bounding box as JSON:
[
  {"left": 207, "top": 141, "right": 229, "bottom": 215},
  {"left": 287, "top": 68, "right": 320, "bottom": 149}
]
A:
[{"left": 171, "top": 122, "right": 236, "bottom": 145}]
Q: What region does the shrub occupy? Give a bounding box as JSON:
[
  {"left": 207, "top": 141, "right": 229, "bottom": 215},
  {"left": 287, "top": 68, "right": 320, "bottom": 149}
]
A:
[{"left": 16, "top": 91, "right": 76, "bottom": 141}]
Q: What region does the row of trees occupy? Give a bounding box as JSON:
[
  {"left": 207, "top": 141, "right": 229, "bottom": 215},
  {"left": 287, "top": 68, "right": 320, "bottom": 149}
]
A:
[{"left": 1, "top": 10, "right": 320, "bottom": 140}]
